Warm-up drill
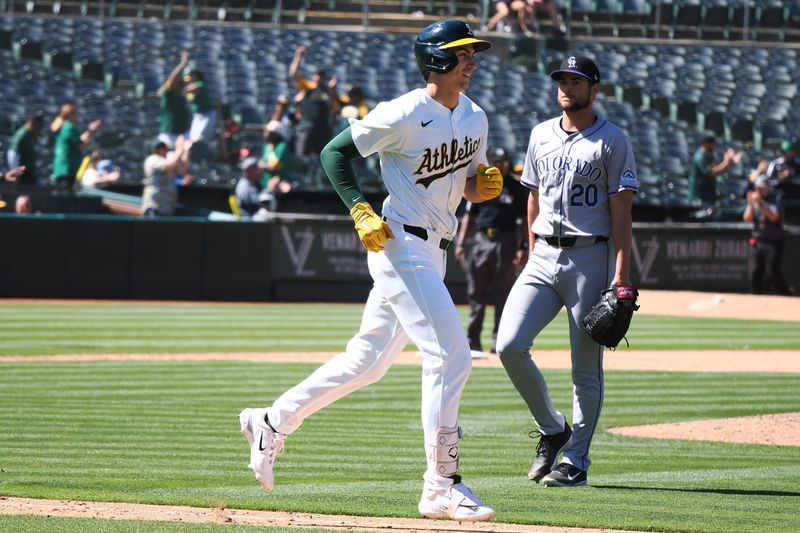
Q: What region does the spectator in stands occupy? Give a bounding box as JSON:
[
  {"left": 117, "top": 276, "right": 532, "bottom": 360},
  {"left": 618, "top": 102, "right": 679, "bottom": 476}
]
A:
[
  {"left": 183, "top": 67, "right": 217, "bottom": 145},
  {"left": 158, "top": 51, "right": 192, "bottom": 149},
  {"left": 484, "top": 0, "right": 564, "bottom": 36},
  {"left": 220, "top": 112, "right": 242, "bottom": 166},
  {"left": 237, "top": 156, "right": 292, "bottom": 220},
  {"left": 50, "top": 103, "right": 103, "bottom": 191},
  {"left": 7, "top": 113, "right": 44, "bottom": 186},
  {"left": 141, "top": 136, "right": 193, "bottom": 217},
  {"left": 235, "top": 157, "right": 264, "bottom": 218},
  {"left": 260, "top": 120, "right": 294, "bottom": 188},
  {"left": 740, "top": 158, "right": 770, "bottom": 198},
  {"left": 766, "top": 139, "right": 799, "bottom": 201},
  {"left": 340, "top": 85, "right": 369, "bottom": 120},
  {"left": 336, "top": 85, "right": 370, "bottom": 131},
  {"left": 485, "top": 0, "right": 532, "bottom": 34},
  {"left": 80, "top": 150, "right": 121, "bottom": 188},
  {"left": 289, "top": 45, "right": 338, "bottom": 161},
  {"left": 527, "top": 0, "right": 566, "bottom": 34},
  {"left": 270, "top": 95, "right": 295, "bottom": 143},
  {"left": 15, "top": 195, "right": 32, "bottom": 214},
  {"left": 743, "top": 176, "right": 792, "bottom": 295},
  {"left": 687, "top": 134, "right": 741, "bottom": 219}
]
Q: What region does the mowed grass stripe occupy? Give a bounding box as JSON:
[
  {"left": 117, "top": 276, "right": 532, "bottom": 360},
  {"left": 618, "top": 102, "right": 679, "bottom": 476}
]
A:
[
  {"left": 1, "top": 361, "right": 799, "bottom": 532},
  {"left": 0, "top": 515, "right": 344, "bottom": 532},
  {"left": 1, "top": 302, "right": 799, "bottom": 354}
]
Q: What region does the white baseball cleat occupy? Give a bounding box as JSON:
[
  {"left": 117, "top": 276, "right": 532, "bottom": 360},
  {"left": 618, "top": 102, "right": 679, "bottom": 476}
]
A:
[
  {"left": 239, "top": 408, "right": 285, "bottom": 490},
  {"left": 418, "top": 481, "right": 496, "bottom": 521}
]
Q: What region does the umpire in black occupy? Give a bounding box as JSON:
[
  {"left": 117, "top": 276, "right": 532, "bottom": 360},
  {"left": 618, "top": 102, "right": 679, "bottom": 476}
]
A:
[{"left": 455, "top": 147, "right": 529, "bottom": 355}]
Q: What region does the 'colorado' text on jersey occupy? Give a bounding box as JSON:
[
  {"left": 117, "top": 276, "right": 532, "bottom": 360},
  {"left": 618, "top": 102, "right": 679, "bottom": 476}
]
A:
[
  {"left": 350, "top": 88, "right": 488, "bottom": 239},
  {"left": 521, "top": 116, "right": 638, "bottom": 238}
]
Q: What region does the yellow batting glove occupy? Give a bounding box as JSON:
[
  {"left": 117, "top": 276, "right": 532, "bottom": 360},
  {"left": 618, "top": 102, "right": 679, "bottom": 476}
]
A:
[
  {"left": 349, "top": 202, "right": 395, "bottom": 252},
  {"left": 476, "top": 164, "right": 503, "bottom": 200}
]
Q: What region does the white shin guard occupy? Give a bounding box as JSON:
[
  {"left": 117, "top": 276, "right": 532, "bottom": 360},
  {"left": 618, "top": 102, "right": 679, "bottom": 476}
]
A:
[
  {"left": 427, "top": 426, "right": 462, "bottom": 483},
  {"left": 419, "top": 426, "right": 495, "bottom": 521}
]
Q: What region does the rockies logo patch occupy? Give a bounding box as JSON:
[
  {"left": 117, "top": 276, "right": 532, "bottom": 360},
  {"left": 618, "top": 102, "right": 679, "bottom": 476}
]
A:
[{"left": 621, "top": 170, "right": 637, "bottom": 186}]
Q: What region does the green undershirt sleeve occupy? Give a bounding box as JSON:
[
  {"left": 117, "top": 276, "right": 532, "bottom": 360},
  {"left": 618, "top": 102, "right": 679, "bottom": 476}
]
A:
[{"left": 320, "top": 127, "right": 366, "bottom": 211}]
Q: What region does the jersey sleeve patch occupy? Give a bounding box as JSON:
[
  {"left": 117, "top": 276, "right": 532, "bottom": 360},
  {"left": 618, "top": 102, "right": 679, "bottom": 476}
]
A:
[{"left": 620, "top": 169, "right": 638, "bottom": 189}]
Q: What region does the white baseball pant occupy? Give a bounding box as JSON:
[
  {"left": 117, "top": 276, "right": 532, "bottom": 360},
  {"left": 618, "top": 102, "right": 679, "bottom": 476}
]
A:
[{"left": 266, "top": 219, "right": 472, "bottom": 490}]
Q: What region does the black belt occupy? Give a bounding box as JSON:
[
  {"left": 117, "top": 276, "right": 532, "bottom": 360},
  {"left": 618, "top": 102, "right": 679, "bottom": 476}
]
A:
[
  {"left": 403, "top": 224, "right": 453, "bottom": 251},
  {"left": 542, "top": 235, "right": 608, "bottom": 248}
]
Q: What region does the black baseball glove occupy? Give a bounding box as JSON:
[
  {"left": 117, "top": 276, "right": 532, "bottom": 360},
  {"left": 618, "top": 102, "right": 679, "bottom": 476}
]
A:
[{"left": 582, "top": 285, "right": 640, "bottom": 349}]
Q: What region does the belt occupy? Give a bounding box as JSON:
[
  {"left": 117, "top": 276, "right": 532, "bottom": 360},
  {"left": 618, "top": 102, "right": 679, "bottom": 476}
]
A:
[
  {"left": 403, "top": 224, "right": 453, "bottom": 251},
  {"left": 540, "top": 235, "right": 609, "bottom": 248}
]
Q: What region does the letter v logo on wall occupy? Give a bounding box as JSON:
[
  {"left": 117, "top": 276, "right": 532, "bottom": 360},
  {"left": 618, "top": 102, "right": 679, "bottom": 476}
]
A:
[
  {"left": 631, "top": 235, "right": 660, "bottom": 284},
  {"left": 280, "top": 226, "right": 316, "bottom": 276}
]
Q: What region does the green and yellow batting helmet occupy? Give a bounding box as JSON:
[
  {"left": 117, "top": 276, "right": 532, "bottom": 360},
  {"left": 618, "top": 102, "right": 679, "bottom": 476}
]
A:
[{"left": 414, "top": 20, "right": 491, "bottom": 75}]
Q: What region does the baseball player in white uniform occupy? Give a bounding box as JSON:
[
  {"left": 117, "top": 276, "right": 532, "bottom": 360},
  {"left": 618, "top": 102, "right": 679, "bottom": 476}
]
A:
[
  {"left": 495, "top": 56, "right": 638, "bottom": 487},
  {"left": 238, "top": 20, "right": 503, "bottom": 521}
]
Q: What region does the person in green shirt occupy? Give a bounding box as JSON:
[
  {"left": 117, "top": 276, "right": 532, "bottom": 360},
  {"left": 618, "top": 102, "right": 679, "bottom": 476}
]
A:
[
  {"left": 184, "top": 69, "right": 217, "bottom": 144},
  {"left": 259, "top": 120, "right": 293, "bottom": 188},
  {"left": 50, "top": 103, "right": 102, "bottom": 191},
  {"left": 158, "top": 51, "right": 192, "bottom": 148},
  {"left": 7, "top": 114, "right": 43, "bottom": 185},
  {"left": 687, "top": 134, "right": 741, "bottom": 217}
]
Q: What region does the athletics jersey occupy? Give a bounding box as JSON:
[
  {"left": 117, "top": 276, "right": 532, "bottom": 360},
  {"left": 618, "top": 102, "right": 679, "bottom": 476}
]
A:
[
  {"left": 350, "top": 88, "right": 488, "bottom": 239},
  {"left": 521, "top": 115, "right": 638, "bottom": 238}
]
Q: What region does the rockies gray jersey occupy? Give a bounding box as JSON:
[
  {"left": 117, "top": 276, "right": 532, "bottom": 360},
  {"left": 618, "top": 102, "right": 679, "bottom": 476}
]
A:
[{"left": 521, "top": 116, "right": 638, "bottom": 237}]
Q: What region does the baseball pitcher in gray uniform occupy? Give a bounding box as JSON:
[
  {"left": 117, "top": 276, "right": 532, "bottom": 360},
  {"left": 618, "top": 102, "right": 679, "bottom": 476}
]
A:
[{"left": 495, "top": 56, "right": 638, "bottom": 487}]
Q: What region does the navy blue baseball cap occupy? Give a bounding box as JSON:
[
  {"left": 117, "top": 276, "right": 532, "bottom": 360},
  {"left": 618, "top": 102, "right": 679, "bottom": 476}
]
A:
[{"left": 550, "top": 55, "right": 600, "bottom": 83}]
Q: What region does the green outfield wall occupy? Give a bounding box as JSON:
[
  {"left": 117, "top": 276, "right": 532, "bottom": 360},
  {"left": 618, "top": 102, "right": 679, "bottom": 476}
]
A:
[{"left": 0, "top": 214, "right": 797, "bottom": 301}]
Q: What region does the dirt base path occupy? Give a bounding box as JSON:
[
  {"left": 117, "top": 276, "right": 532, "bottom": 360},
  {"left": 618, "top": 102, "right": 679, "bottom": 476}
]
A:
[
  {"left": 0, "top": 497, "right": 645, "bottom": 533},
  {"left": 3, "top": 349, "right": 799, "bottom": 373}
]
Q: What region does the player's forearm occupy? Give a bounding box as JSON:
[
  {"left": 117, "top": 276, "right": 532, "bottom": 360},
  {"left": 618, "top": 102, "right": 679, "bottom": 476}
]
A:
[
  {"left": 320, "top": 127, "right": 365, "bottom": 210},
  {"left": 527, "top": 190, "right": 539, "bottom": 251},
  {"left": 610, "top": 192, "right": 633, "bottom": 284},
  {"left": 611, "top": 225, "right": 631, "bottom": 285}
]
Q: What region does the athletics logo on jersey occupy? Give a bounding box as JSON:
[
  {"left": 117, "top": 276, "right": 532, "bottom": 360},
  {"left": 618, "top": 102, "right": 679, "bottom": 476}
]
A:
[
  {"left": 621, "top": 169, "right": 637, "bottom": 187},
  {"left": 414, "top": 135, "right": 481, "bottom": 188}
]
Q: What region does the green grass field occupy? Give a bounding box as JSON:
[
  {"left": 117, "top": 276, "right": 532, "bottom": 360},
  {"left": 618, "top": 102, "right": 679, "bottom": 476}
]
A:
[
  {"left": 0, "top": 302, "right": 798, "bottom": 354},
  {"left": 0, "top": 301, "right": 799, "bottom": 532}
]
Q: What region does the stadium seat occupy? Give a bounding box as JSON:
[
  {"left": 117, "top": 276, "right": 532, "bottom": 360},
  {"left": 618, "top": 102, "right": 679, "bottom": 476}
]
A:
[
  {"left": 729, "top": 118, "right": 754, "bottom": 144},
  {"left": 591, "top": 0, "right": 621, "bottom": 37},
  {"left": 701, "top": 1, "right": 730, "bottom": 40},
  {"left": 566, "top": 0, "right": 594, "bottom": 36},
  {"left": 754, "top": 121, "right": 788, "bottom": 152},
  {"left": 671, "top": 0, "right": 702, "bottom": 39},
  {"left": 647, "top": 1, "right": 675, "bottom": 38}
]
